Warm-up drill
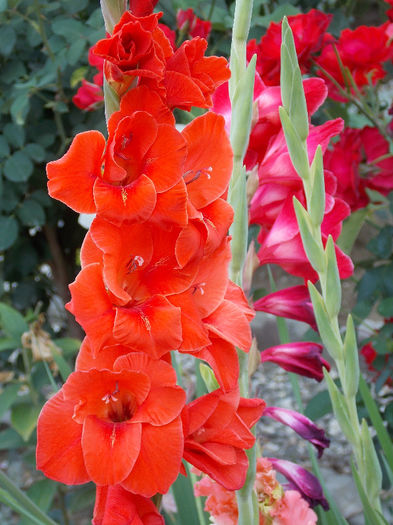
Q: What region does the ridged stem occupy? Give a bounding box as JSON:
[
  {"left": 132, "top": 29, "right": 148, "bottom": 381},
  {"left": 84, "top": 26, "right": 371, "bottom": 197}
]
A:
[
  {"left": 228, "top": 0, "right": 258, "bottom": 523},
  {"left": 279, "top": 17, "right": 385, "bottom": 521}
]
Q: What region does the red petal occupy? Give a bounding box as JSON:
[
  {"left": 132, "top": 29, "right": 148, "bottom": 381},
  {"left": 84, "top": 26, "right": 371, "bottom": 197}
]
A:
[
  {"left": 182, "top": 113, "right": 233, "bottom": 209},
  {"left": 82, "top": 416, "right": 142, "bottom": 485},
  {"left": 121, "top": 418, "right": 184, "bottom": 497},
  {"left": 93, "top": 485, "right": 164, "bottom": 525},
  {"left": 75, "top": 338, "right": 133, "bottom": 371},
  {"left": 80, "top": 231, "right": 102, "bottom": 268},
  {"left": 199, "top": 337, "right": 239, "bottom": 392},
  {"left": 184, "top": 447, "right": 248, "bottom": 490},
  {"left": 150, "top": 179, "right": 188, "bottom": 227},
  {"left": 114, "top": 295, "right": 182, "bottom": 357},
  {"left": 67, "top": 263, "right": 115, "bottom": 353},
  {"left": 114, "top": 352, "right": 177, "bottom": 386},
  {"left": 47, "top": 131, "right": 104, "bottom": 213},
  {"left": 94, "top": 175, "right": 157, "bottom": 224},
  {"left": 204, "top": 299, "right": 252, "bottom": 351},
  {"left": 133, "top": 386, "right": 186, "bottom": 425},
  {"left": 36, "top": 390, "right": 88, "bottom": 484},
  {"left": 145, "top": 124, "right": 187, "bottom": 192}
]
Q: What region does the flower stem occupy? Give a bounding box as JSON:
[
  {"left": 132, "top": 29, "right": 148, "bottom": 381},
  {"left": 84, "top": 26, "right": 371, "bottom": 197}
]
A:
[{"left": 228, "top": 0, "right": 259, "bottom": 523}]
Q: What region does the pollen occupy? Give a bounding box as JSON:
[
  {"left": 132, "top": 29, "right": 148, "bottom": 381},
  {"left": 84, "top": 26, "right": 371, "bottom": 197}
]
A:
[
  {"left": 121, "top": 187, "right": 128, "bottom": 205},
  {"left": 141, "top": 314, "right": 151, "bottom": 331}
]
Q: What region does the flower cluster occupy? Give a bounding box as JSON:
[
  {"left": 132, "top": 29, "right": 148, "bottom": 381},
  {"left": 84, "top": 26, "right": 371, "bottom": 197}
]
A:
[
  {"left": 194, "top": 457, "right": 319, "bottom": 524},
  {"left": 38, "top": 5, "right": 265, "bottom": 523}
]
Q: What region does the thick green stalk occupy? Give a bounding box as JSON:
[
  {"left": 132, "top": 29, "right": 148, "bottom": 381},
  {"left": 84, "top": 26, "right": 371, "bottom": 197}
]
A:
[
  {"left": 228, "top": 0, "right": 258, "bottom": 523},
  {"left": 280, "top": 18, "right": 385, "bottom": 521}
]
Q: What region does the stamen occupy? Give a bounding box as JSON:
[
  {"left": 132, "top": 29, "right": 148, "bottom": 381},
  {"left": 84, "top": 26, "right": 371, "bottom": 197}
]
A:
[
  {"left": 184, "top": 166, "right": 213, "bottom": 185},
  {"left": 126, "top": 255, "right": 144, "bottom": 273}
]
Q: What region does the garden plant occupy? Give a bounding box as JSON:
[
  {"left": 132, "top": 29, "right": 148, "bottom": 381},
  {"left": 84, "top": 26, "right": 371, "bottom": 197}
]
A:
[{"left": 0, "top": 0, "right": 393, "bottom": 524}]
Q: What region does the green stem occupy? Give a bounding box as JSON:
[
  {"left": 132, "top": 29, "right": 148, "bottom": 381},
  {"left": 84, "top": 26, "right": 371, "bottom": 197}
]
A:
[
  {"left": 228, "top": 0, "right": 258, "bottom": 523},
  {"left": 359, "top": 374, "right": 393, "bottom": 473},
  {"left": 0, "top": 470, "right": 59, "bottom": 525}
]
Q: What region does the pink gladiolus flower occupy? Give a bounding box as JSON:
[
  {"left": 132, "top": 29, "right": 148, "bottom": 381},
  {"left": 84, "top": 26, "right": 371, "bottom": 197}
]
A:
[
  {"left": 269, "top": 458, "right": 329, "bottom": 510},
  {"left": 254, "top": 286, "right": 317, "bottom": 330},
  {"left": 73, "top": 80, "right": 104, "bottom": 111},
  {"left": 271, "top": 490, "right": 318, "bottom": 525},
  {"left": 260, "top": 342, "right": 330, "bottom": 382},
  {"left": 263, "top": 406, "right": 330, "bottom": 457}
]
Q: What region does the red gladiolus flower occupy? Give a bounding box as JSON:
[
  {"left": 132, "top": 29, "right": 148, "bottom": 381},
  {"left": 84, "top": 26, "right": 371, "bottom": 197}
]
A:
[
  {"left": 164, "top": 37, "right": 230, "bottom": 111},
  {"left": 247, "top": 9, "right": 332, "bottom": 85},
  {"left": 316, "top": 23, "right": 393, "bottom": 101},
  {"left": 37, "top": 353, "right": 186, "bottom": 496},
  {"left": 254, "top": 286, "right": 317, "bottom": 330},
  {"left": 324, "top": 126, "right": 393, "bottom": 210},
  {"left": 177, "top": 8, "right": 212, "bottom": 40},
  {"left": 93, "top": 485, "right": 164, "bottom": 524},
  {"left": 129, "top": 0, "right": 159, "bottom": 17},
  {"left": 47, "top": 86, "right": 187, "bottom": 224},
  {"left": 260, "top": 342, "right": 330, "bottom": 382},
  {"left": 182, "top": 389, "right": 265, "bottom": 489},
  {"left": 94, "top": 11, "right": 173, "bottom": 95}
]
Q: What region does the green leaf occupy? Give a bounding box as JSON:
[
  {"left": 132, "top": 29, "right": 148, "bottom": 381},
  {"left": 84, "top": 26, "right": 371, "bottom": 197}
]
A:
[
  {"left": 0, "top": 338, "right": 19, "bottom": 351},
  {"left": 0, "top": 136, "right": 10, "bottom": 158},
  {"left": 52, "top": 337, "right": 81, "bottom": 356},
  {"left": 343, "top": 315, "right": 359, "bottom": 398},
  {"left": 3, "top": 123, "right": 25, "bottom": 148},
  {"left": 199, "top": 363, "right": 219, "bottom": 392},
  {"left": 367, "top": 226, "right": 393, "bottom": 259},
  {"left": 0, "top": 383, "right": 20, "bottom": 419},
  {"left": 229, "top": 56, "right": 256, "bottom": 159},
  {"left": 0, "top": 0, "right": 8, "bottom": 13},
  {"left": 11, "top": 402, "right": 41, "bottom": 441},
  {"left": 304, "top": 389, "right": 333, "bottom": 421},
  {"left": 0, "top": 216, "right": 18, "bottom": 250},
  {"left": 172, "top": 464, "right": 208, "bottom": 525},
  {"left": 67, "top": 39, "right": 86, "bottom": 65},
  {"left": 70, "top": 66, "right": 88, "bottom": 88},
  {"left": 52, "top": 352, "right": 72, "bottom": 382},
  {"left": 17, "top": 199, "right": 45, "bottom": 227},
  {"left": 25, "top": 479, "right": 58, "bottom": 513},
  {"left": 351, "top": 461, "right": 388, "bottom": 525},
  {"left": 0, "top": 303, "right": 29, "bottom": 339},
  {"left": 4, "top": 152, "right": 33, "bottom": 182},
  {"left": 324, "top": 370, "right": 356, "bottom": 444},
  {"left": 0, "top": 488, "right": 44, "bottom": 525},
  {"left": 279, "top": 107, "right": 310, "bottom": 179},
  {"left": 280, "top": 17, "right": 308, "bottom": 141},
  {"left": 325, "top": 235, "right": 341, "bottom": 319},
  {"left": 10, "top": 93, "right": 30, "bottom": 126},
  {"left": 309, "top": 146, "right": 325, "bottom": 226},
  {"left": 337, "top": 207, "right": 368, "bottom": 255},
  {"left": 24, "top": 143, "right": 46, "bottom": 163},
  {"left": 293, "top": 198, "right": 325, "bottom": 272},
  {"left": 360, "top": 419, "right": 382, "bottom": 503},
  {"left": 308, "top": 282, "right": 342, "bottom": 360},
  {"left": 1, "top": 26, "right": 16, "bottom": 56},
  {"left": 378, "top": 297, "right": 393, "bottom": 317},
  {"left": 0, "top": 428, "right": 25, "bottom": 450}
]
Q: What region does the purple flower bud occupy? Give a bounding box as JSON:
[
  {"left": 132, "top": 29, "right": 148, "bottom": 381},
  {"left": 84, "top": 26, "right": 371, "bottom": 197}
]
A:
[
  {"left": 254, "top": 286, "right": 317, "bottom": 330},
  {"left": 260, "top": 341, "right": 330, "bottom": 381},
  {"left": 269, "top": 458, "right": 329, "bottom": 510},
  {"left": 264, "top": 406, "right": 330, "bottom": 457}
]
